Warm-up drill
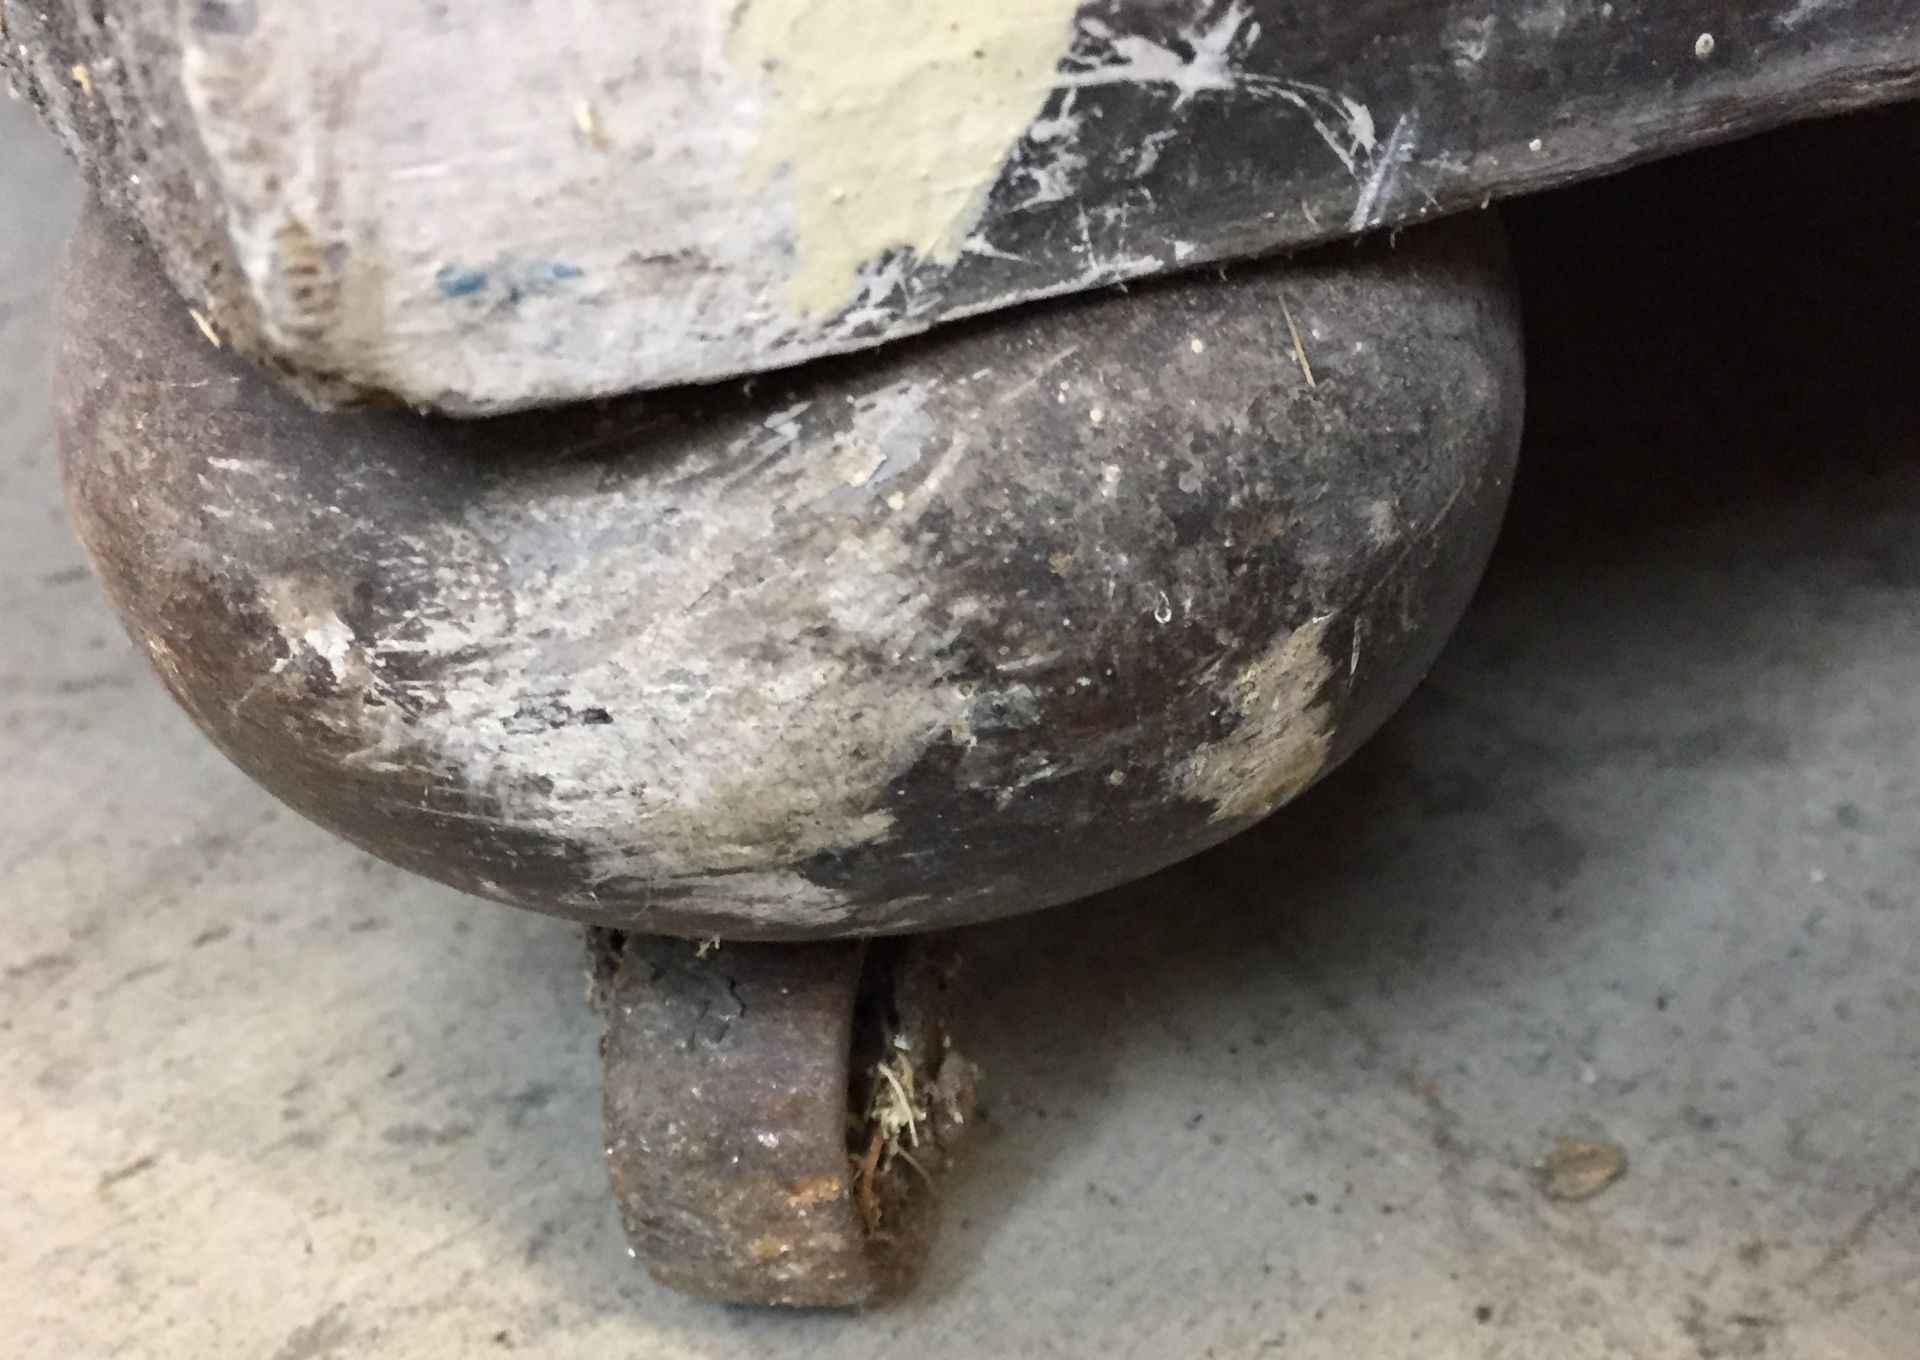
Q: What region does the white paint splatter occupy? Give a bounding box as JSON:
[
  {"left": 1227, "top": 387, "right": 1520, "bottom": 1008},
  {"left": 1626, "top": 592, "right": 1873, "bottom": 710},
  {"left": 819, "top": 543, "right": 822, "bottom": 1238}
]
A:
[
  {"left": 302, "top": 613, "right": 357, "bottom": 680},
  {"left": 1063, "top": 3, "right": 1254, "bottom": 108},
  {"left": 1772, "top": 0, "right": 1848, "bottom": 30},
  {"left": 1252, "top": 83, "right": 1377, "bottom": 177},
  {"left": 831, "top": 255, "right": 918, "bottom": 334},
  {"left": 1006, "top": 96, "right": 1090, "bottom": 211},
  {"left": 1133, "top": 127, "right": 1180, "bottom": 176},
  {"left": 1348, "top": 111, "right": 1420, "bottom": 232},
  {"left": 1054, "top": 3, "right": 1377, "bottom": 182}
]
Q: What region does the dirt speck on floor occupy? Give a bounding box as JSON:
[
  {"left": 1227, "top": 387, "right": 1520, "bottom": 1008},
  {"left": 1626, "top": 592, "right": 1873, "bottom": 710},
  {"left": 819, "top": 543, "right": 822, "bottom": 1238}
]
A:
[{"left": 1536, "top": 1137, "right": 1629, "bottom": 1203}]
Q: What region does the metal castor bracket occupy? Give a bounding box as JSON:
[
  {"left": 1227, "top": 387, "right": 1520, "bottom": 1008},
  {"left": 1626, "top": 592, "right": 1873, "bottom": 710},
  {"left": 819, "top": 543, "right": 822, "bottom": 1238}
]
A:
[{"left": 592, "top": 933, "right": 974, "bottom": 1305}]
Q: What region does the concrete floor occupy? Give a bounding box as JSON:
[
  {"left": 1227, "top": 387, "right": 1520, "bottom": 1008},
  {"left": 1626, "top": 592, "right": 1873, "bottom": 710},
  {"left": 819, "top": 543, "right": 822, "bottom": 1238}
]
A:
[{"left": 5, "top": 100, "right": 1919, "bottom": 1358}]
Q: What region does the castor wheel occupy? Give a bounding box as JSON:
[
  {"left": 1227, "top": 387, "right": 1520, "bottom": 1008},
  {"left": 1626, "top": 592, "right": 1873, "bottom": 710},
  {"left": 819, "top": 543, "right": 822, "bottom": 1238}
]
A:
[
  {"left": 54, "top": 201, "right": 1522, "bottom": 1303},
  {"left": 591, "top": 931, "right": 974, "bottom": 1305}
]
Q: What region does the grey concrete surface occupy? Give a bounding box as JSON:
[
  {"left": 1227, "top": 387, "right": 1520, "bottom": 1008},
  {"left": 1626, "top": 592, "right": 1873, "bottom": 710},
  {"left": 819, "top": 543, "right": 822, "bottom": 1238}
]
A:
[{"left": 4, "top": 96, "right": 1918, "bottom": 1358}]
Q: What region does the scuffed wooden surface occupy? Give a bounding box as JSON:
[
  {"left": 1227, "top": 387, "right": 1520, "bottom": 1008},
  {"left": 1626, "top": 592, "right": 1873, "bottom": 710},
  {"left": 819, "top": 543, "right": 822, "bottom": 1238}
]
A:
[{"left": 5, "top": 0, "right": 1917, "bottom": 410}]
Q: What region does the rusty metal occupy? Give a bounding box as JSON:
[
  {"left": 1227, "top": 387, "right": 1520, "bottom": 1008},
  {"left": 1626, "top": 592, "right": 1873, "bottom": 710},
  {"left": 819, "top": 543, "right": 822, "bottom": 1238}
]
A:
[{"left": 590, "top": 931, "right": 975, "bottom": 1306}]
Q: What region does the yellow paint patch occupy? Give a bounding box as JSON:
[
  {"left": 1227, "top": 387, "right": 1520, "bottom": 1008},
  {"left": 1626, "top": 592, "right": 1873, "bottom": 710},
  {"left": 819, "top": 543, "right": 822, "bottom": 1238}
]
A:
[
  {"left": 1180, "top": 615, "right": 1337, "bottom": 823},
  {"left": 731, "top": 0, "right": 1081, "bottom": 316}
]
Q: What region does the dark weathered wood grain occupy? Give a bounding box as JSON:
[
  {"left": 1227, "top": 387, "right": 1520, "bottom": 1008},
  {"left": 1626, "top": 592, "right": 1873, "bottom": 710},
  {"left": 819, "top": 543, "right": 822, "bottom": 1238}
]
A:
[{"left": 8, "top": 1, "right": 1913, "bottom": 408}]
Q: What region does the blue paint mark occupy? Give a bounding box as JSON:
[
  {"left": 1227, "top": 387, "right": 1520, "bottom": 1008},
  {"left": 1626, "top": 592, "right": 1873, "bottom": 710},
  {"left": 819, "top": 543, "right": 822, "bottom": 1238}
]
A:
[
  {"left": 435, "top": 260, "right": 580, "bottom": 309},
  {"left": 435, "top": 265, "right": 487, "bottom": 298}
]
